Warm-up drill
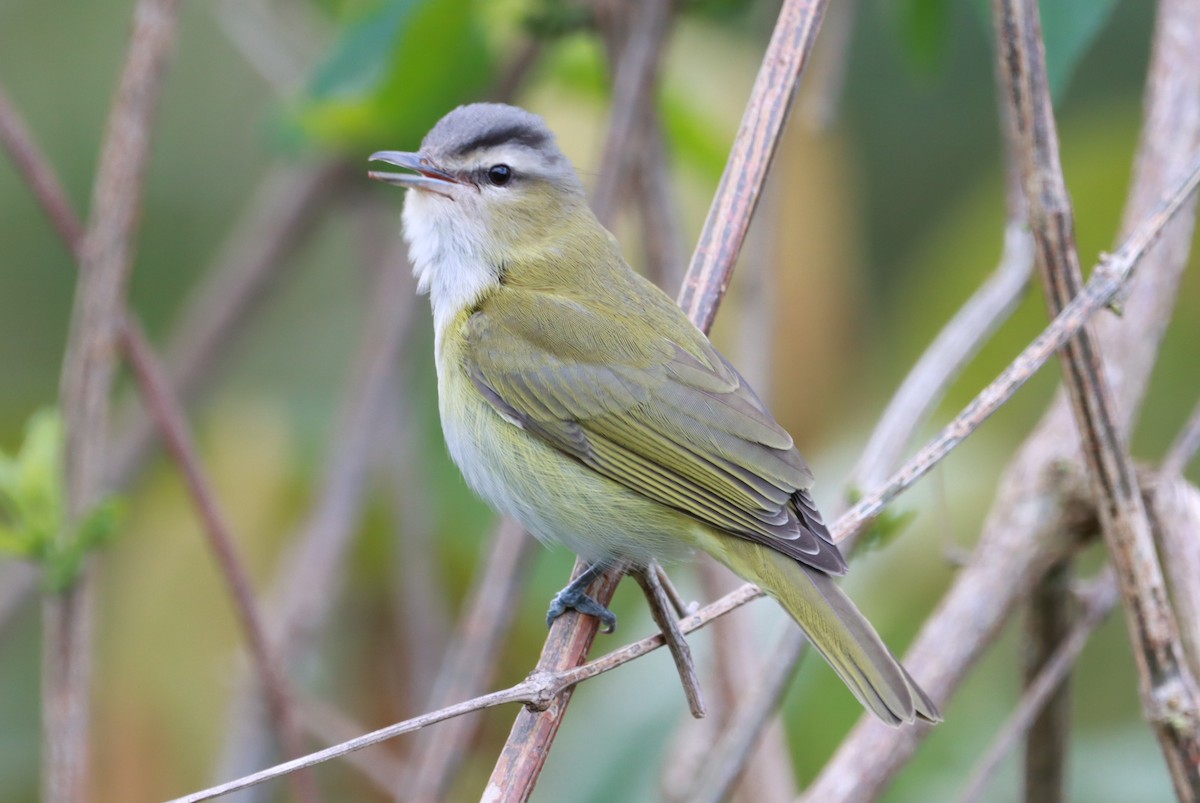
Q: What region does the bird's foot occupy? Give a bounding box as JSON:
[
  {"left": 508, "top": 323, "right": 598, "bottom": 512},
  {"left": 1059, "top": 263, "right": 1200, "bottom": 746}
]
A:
[{"left": 546, "top": 563, "right": 617, "bottom": 633}]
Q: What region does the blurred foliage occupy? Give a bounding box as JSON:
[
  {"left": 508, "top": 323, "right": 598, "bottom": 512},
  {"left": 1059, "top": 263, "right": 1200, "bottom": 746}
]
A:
[
  {"left": 0, "top": 0, "right": 1195, "bottom": 801},
  {"left": 0, "top": 410, "right": 121, "bottom": 592}
]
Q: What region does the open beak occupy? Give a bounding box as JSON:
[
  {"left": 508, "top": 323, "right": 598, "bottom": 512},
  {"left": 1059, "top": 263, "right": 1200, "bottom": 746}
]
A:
[{"left": 368, "top": 151, "right": 461, "bottom": 197}]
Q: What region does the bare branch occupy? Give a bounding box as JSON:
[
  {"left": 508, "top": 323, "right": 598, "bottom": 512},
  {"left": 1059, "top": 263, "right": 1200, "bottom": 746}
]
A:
[
  {"left": 1163, "top": 398, "right": 1200, "bottom": 477},
  {"left": 1143, "top": 474, "right": 1200, "bottom": 678},
  {"left": 802, "top": 0, "right": 1200, "bottom": 796},
  {"left": 957, "top": 568, "right": 1118, "bottom": 803},
  {"left": 995, "top": 0, "right": 1200, "bottom": 792},
  {"left": 633, "top": 563, "right": 706, "bottom": 719},
  {"left": 1021, "top": 561, "right": 1074, "bottom": 803},
  {"left": 677, "top": 0, "right": 828, "bottom": 333},
  {"left": 48, "top": 1, "right": 182, "bottom": 799},
  {"left": 851, "top": 222, "right": 1034, "bottom": 491},
  {"left": 170, "top": 584, "right": 763, "bottom": 803},
  {"left": 119, "top": 317, "right": 319, "bottom": 803},
  {"left": 832, "top": 152, "right": 1200, "bottom": 545},
  {"left": 0, "top": 83, "right": 85, "bottom": 259}
]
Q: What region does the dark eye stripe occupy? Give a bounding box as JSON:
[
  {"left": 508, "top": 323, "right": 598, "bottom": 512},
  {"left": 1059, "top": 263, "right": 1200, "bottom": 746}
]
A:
[{"left": 453, "top": 123, "right": 548, "bottom": 157}]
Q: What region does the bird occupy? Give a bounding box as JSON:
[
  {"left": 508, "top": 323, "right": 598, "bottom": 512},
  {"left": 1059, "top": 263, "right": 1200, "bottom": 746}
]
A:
[{"left": 369, "top": 102, "right": 939, "bottom": 726}]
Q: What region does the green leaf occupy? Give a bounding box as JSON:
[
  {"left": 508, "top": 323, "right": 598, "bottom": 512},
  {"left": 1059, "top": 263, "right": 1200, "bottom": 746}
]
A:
[
  {"left": 1039, "top": 0, "right": 1119, "bottom": 99},
  {"left": 293, "top": 0, "right": 494, "bottom": 149}
]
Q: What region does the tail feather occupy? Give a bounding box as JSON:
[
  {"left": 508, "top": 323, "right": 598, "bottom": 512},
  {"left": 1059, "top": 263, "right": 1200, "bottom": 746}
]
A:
[{"left": 712, "top": 537, "right": 941, "bottom": 726}]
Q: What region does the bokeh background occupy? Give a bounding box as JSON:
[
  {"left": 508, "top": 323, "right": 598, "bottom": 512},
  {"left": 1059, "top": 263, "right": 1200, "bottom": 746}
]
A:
[{"left": 1, "top": 0, "right": 1198, "bottom": 801}]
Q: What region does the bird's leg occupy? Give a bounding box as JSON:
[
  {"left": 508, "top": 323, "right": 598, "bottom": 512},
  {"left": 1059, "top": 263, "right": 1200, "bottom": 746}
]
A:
[{"left": 546, "top": 561, "right": 618, "bottom": 633}]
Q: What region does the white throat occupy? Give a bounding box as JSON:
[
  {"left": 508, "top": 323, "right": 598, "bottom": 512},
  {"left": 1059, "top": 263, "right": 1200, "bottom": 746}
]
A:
[{"left": 402, "top": 190, "right": 498, "bottom": 341}]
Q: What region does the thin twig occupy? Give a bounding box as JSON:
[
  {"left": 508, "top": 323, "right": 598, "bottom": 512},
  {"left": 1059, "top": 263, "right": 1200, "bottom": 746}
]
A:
[
  {"left": 1022, "top": 561, "right": 1074, "bottom": 803},
  {"left": 590, "top": 0, "right": 675, "bottom": 226},
  {"left": 633, "top": 564, "right": 706, "bottom": 718},
  {"left": 295, "top": 694, "right": 407, "bottom": 796},
  {"left": 119, "top": 317, "right": 319, "bottom": 803},
  {"left": 1163, "top": 398, "right": 1200, "bottom": 477},
  {"left": 0, "top": 83, "right": 85, "bottom": 259},
  {"left": 996, "top": 0, "right": 1200, "bottom": 793},
  {"left": 48, "top": 2, "right": 182, "bottom": 800},
  {"left": 168, "top": 584, "right": 763, "bottom": 803},
  {"left": 957, "top": 568, "right": 1118, "bottom": 803}
]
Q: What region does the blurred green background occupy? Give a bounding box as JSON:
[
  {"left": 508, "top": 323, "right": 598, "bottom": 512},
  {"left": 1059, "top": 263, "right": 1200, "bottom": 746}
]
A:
[{"left": 1, "top": 0, "right": 1198, "bottom": 801}]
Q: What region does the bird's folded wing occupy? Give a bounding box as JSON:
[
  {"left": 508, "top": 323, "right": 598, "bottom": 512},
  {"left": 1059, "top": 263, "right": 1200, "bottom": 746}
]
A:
[{"left": 464, "top": 291, "right": 844, "bottom": 573}]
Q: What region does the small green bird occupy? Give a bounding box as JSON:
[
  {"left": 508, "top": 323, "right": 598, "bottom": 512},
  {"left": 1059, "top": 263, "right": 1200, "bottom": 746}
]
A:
[{"left": 370, "top": 103, "right": 939, "bottom": 726}]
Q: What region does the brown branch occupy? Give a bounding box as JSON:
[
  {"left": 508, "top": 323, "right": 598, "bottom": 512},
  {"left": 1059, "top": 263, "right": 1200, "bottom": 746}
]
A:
[
  {"left": 1163, "top": 398, "right": 1200, "bottom": 477},
  {"left": 484, "top": 3, "right": 830, "bottom": 797},
  {"left": 957, "top": 568, "right": 1118, "bottom": 803},
  {"left": 995, "top": 1, "right": 1200, "bottom": 794},
  {"left": 1143, "top": 474, "right": 1200, "bottom": 679},
  {"left": 48, "top": 2, "right": 182, "bottom": 800},
  {"left": 0, "top": 83, "right": 85, "bottom": 259},
  {"left": 633, "top": 563, "right": 706, "bottom": 718},
  {"left": 803, "top": 0, "right": 1200, "bottom": 797},
  {"left": 119, "top": 317, "right": 319, "bottom": 803},
  {"left": 1022, "top": 561, "right": 1074, "bottom": 803},
  {"left": 590, "top": 0, "right": 675, "bottom": 226},
  {"left": 677, "top": 0, "right": 828, "bottom": 332},
  {"left": 168, "top": 584, "right": 764, "bottom": 803}
]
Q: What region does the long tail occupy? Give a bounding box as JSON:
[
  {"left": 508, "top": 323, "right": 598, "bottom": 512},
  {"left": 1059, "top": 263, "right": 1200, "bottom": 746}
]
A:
[{"left": 710, "top": 537, "right": 940, "bottom": 726}]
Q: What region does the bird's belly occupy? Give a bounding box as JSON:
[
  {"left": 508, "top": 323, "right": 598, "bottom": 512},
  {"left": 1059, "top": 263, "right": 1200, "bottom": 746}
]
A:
[{"left": 438, "top": 366, "right": 691, "bottom": 567}]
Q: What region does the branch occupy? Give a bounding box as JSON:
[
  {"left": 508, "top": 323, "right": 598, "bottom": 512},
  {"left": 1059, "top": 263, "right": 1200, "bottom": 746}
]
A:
[
  {"left": 995, "top": 0, "right": 1200, "bottom": 794},
  {"left": 48, "top": 2, "right": 182, "bottom": 800},
  {"left": 0, "top": 83, "right": 85, "bottom": 259},
  {"left": 957, "top": 568, "right": 1118, "bottom": 803},
  {"left": 633, "top": 563, "right": 706, "bottom": 718},
  {"left": 831, "top": 152, "right": 1200, "bottom": 545},
  {"left": 169, "top": 584, "right": 763, "bottom": 803},
  {"left": 1143, "top": 473, "right": 1200, "bottom": 678},
  {"left": 803, "top": 0, "right": 1200, "bottom": 796},
  {"left": 1021, "top": 561, "right": 1074, "bottom": 803},
  {"left": 1163, "top": 398, "right": 1200, "bottom": 477},
  {"left": 119, "top": 317, "right": 319, "bottom": 803}
]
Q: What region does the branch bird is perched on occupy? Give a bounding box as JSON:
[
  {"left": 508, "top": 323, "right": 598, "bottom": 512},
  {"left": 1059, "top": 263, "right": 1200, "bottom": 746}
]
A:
[{"left": 369, "top": 103, "right": 940, "bottom": 726}]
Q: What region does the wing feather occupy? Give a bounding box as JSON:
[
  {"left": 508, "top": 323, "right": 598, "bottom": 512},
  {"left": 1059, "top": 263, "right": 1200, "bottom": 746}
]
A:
[{"left": 465, "top": 288, "right": 847, "bottom": 575}]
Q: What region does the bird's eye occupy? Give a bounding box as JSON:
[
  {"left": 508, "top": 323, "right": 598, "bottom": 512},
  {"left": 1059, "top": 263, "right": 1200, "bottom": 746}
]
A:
[{"left": 487, "top": 164, "right": 512, "bottom": 186}]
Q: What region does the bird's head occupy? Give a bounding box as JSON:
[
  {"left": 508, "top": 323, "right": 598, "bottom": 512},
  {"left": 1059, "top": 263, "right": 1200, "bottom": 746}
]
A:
[{"left": 370, "top": 104, "right": 592, "bottom": 307}]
